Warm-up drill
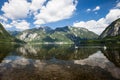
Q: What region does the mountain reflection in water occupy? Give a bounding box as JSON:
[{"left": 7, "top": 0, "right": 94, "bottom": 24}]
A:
[{"left": 0, "top": 44, "right": 120, "bottom": 80}]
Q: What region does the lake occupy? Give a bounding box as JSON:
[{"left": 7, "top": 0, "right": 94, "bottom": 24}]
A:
[{"left": 0, "top": 44, "right": 120, "bottom": 80}]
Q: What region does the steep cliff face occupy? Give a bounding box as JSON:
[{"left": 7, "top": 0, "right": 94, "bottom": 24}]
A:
[{"left": 99, "top": 18, "right": 120, "bottom": 38}]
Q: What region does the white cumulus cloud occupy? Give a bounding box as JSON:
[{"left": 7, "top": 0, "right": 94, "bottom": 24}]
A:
[
  {"left": 1, "top": 0, "right": 30, "bottom": 19},
  {"left": 0, "top": 15, "right": 8, "bottom": 22},
  {"left": 34, "top": 0, "right": 78, "bottom": 25},
  {"left": 1, "top": 22, "right": 12, "bottom": 28},
  {"left": 105, "top": 9, "right": 120, "bottom": 23},
  {"left": 86, "top": 6, "right": 100, "bottom": 12},
  {"left": 11, "top": 20, "right": 30, "bottom": 30},
  {"left": 1, "top": 0, "right": 78, "bottom": 30},
  {"left": 93, "top": 6, "right": 100, "bottom": 11},
  {"left": 74, "top": 4, "right": 120, "bottom": 35},
  {"left": 73, "top": 19, "right": 108, "bottom": 34},
  {"left": 30, "top": 0, "right": 46, "bottom": 13},
  {"left": 86, "top": 8, "right": 91, "bottom": 12},
  {"left": 116, "top": 2, "right": 120, "bottom": 8}
]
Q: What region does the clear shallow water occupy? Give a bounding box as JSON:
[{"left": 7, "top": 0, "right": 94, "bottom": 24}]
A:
[{"left": 0, "top": 44, "right": 120, "bottom": 80}]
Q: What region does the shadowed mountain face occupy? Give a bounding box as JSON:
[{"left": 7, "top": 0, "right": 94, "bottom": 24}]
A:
[
  {"left": 99, "top": 18, "right": 120, "bottom": 39},
  {"left": 0, "top": 23, "right": 13, "bottom": 40},
  {"left": 16, "top": 26, "right": 98, "bottom": 44},
  {"left": 0, "top": 23, "right": 24, "bottom": 43}
]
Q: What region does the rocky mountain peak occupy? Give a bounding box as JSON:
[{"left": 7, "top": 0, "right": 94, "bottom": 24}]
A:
[{"left": 99, "top": 18, "right": 120, "bottom": 38}]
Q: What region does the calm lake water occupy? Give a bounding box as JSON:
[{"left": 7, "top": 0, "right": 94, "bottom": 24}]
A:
[{"left": 0, "top": 44, "right": 120, "bottom": 80}]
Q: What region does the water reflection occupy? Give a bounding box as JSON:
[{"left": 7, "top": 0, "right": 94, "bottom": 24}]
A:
[
  {"left": 0, "top": 44, "right": 17, "bottom": 63},
  {"left": 74, "top": 51, "right": 120, "bottom": 79},
  {"left": 0, "top": 55, "right": 118, "bottom": 80},
  {"left": 101, "top": 46, "right": 120, "bottom": 67},
  {"left": 16, "top": 44, "right": 99, "bottom": 60},
  {"left": 0, "top": 44, "right": 120, "bottom": 80}
]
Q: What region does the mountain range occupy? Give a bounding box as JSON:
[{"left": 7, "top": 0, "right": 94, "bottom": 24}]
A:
[
  {"left": 16, "top": 26, "right": 98, "bottom": 44},
  {"left": 1, "top": 18, "right": 120, "bottom": 44}
]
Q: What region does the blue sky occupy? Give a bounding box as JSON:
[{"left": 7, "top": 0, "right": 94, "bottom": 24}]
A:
[{"left": 0, "top": 0, "right": 120, "bottom": 34}]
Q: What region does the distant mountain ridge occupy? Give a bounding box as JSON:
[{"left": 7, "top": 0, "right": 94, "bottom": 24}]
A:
[
  {"left": 8, "top": 31, "right": 20, "bottom": 36},
  {"left": 16, "top": 26, "right": 98, "bottom": 44}
]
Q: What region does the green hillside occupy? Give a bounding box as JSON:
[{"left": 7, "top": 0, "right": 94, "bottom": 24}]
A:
[{"left": 0, "top": 23, "right": 24, "bottom": 44}]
